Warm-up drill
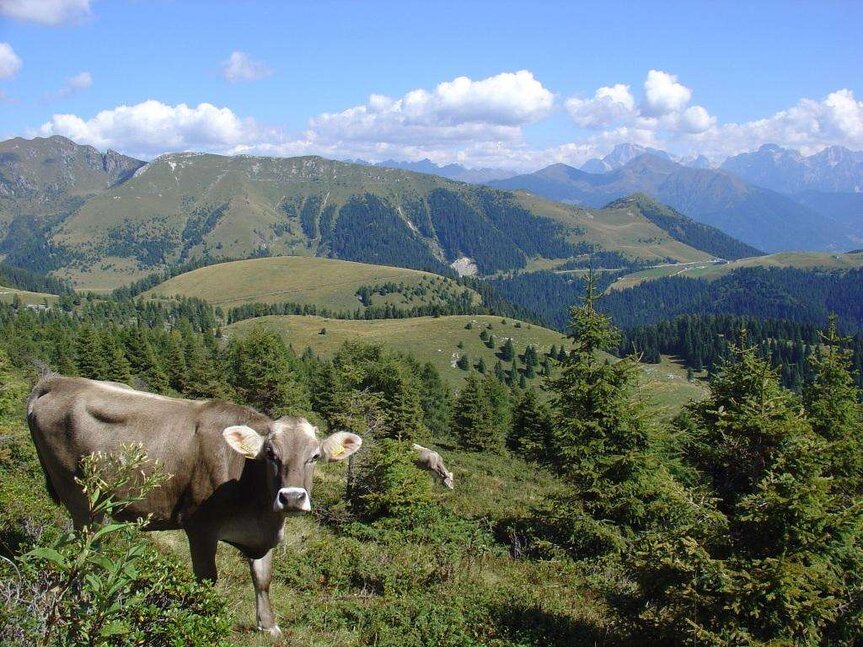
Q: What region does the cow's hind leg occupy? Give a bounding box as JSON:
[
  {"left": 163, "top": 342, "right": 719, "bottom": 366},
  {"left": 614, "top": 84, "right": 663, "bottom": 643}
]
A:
[
  {"left": 185, "top": 529, "right": 218, "bottom": 582},
  {"left": 249, "top": 550, "right": 281, "bottom": 637}
]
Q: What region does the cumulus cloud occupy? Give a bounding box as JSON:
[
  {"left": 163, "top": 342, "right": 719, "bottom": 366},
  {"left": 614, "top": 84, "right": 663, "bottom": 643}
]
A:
[
  {"left": 222, "top": 51, "right": 273, "bottom": 83},
  {"left": 694, "top": 89, "right": 863, "bottom": 159},
  {"left": 0, "top": 0, "right": 91, "bottom": 25},
  {"left": 35, "top": 100, "right": 266, "bottom": 157},
  {"left": 564, "top": 69, "right": 714, "bottom": 136},
  {"left": 566, "top": 84, "right": 635, "bottom": 128},
  {"left": 310, "top": 70, "right": 554, "bottom": 145},
  {"left": 47, "top": 71, "right": 92, "bottom": 99},
  {"left": 642, "top": 69, "right": 692, "bottom": 116},
  {"left": 0, "top": 43, "right": 22, "bottom": 79}
]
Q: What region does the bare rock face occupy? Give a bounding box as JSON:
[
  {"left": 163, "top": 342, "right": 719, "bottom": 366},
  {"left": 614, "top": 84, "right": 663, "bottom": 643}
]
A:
[{"left": 0, "top": 136, "right": 145, "bottom": 205}]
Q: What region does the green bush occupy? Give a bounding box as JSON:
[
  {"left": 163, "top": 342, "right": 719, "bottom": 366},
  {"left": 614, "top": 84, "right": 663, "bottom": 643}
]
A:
[{"left": 0, "top": 446, "right": 232, "bottom": 646}]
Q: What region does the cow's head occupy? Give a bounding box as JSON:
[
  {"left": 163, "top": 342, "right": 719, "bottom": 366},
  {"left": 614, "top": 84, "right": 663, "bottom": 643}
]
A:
[
  {"left": 442, "top": 470, "right": 454, "bottom": 490},
  {"left": 222, "top": 417, "right": 361, "bottom": 513}
]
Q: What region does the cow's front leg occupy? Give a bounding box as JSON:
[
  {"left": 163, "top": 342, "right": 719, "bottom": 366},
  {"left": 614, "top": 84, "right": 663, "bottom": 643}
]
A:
[
  {"left": 186, "top": 529, "right": 218, "bottom": 582},
  {"left": 249, "top": 549, "right": 281, "bottom": 637}
]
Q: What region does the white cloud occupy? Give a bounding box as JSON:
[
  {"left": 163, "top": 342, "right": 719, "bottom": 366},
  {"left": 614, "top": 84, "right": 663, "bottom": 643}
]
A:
[
  {"left": 0, "top": 0, "right": 91, "bottom": 25},
  {"left": 310, "top": 70, "right": 553, "bottom": 146},
  {"left": 566, "top": 84, "right": 635, "bottom": 128},
  {"left": 564, "top": 69, "right": 715, "bottom": 136},
  {"left": 47, "top": 71, "right": 92, "bottom": 99},
  {"left": 693, "top": 89, "right": 863, "bottom": 159},
  {"left": 642, "top": 69, "right": 691, "bottom": 116},
  {"left": 221, "top": 51, "right": 273, "bottom": 83},
  {"left": 35, "top": 100, "right": 265, "bottom": 157},
  {"left": 0, "top": 43, "right": 22, "bottom": 79}
]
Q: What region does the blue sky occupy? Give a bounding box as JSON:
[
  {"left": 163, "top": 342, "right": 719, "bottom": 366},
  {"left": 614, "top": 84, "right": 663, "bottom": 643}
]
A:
[{"left": 0, "top": 0, "right": 861, "bottom": 169}]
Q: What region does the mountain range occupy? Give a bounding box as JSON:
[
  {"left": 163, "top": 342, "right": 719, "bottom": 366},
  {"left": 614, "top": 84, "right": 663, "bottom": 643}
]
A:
[
  {"left": 489, "top": 152, "right": 862, "bottom": 253},
  {"left": 0, "top": 136, "right": 752, "bottom": 290}
]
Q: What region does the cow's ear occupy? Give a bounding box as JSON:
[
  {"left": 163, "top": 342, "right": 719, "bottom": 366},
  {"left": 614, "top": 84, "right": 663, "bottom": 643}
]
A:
[
  {"left": 223, "top": 425, "right": 266, "bottom": 460},
  {"left": 321, "top": 431, "right": 362, "bottom": 462}
]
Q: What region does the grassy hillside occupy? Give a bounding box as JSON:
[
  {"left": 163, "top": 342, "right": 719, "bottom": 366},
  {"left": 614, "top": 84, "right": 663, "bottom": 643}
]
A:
[
  {"left": 227, "top": 314, "right": 566, "bottom": 387},
  {"left": 225, "top": 314, "right": 706, "bottom": 415},
  {"left": 609, "top": 250, "right": 863, "bottom": 291},
  {"left": 145, "top": 256, "right": 480, "bottom": 312},
  {"left": 0, "top": 285, "right": 58, "bottom": 306},
  {"left": 513, "top": 192, "right": 711, "bottom": 264}
]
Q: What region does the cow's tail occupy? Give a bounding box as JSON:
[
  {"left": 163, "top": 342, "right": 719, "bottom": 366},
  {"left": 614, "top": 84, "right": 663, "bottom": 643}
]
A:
[{"left": 26, "top": 377, "right": 61, "bottom": 505}]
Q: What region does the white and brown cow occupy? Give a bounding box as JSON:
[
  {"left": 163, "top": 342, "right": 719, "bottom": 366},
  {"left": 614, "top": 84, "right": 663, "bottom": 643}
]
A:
[
  {"left": 412, "top": 443, "right": 454, "bottom": 489},
  {"left": 27, "top": 374, "right": 361, "bottom": 637}
]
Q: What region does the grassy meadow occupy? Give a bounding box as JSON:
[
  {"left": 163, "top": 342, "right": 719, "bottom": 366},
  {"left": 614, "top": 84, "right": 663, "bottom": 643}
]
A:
[{"left": 145, "top": 256, "right": 479, "bottom": 311}]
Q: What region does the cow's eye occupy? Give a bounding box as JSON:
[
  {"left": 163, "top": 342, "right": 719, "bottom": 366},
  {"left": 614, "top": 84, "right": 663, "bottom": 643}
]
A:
[
  {"left": 265, "top": 447, "right": 277, "bottom": 461},
  {"left": 308, "top": 453, "right": 320, "bottom": 464}
]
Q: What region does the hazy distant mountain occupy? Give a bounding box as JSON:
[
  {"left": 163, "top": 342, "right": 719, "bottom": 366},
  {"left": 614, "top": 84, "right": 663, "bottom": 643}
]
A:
[
  {"left": 491, "top": 153, "right": 849, "bottom": 252},
  {"left": 372, "top": 158, "right": 517, "bottom": 183},
  {"left": 684, "top": 155, "right": 713, "bottom": 169},
  {"left": 721, "top": 144, "right": 863, "bottom": 193},
  {"left": 580, "top": 143, "right": 674, "bottom": 173}
]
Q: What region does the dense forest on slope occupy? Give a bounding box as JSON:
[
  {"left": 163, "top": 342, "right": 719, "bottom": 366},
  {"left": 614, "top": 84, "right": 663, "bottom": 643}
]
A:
[
  {"left": 599, "top": 266, "right": 863, "bottom": 331},
  {"left": 488, "top": 270, "right": 621, "bottom": 330},
  {"left": 0, "top": 263, "right": 71, "bottom": 295},
  {"left": 620, "top": 313, "right": 863, "bottom": 390}
]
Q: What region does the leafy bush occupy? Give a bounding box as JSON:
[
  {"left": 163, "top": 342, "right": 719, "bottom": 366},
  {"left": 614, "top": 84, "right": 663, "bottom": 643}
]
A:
[{"left": 0, "top": 446, "right": 232, "bottom": 646}]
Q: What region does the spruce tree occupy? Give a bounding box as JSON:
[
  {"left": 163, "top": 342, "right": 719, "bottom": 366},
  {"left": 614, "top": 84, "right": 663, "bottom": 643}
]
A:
[
  {"left": 624, "top": 337, "right": 863, "bottom": 644},
  {"left": 544, "top": 273, "right": 690, "bottom": 557},
  {"left": 452, "top": 373, "right": 507, "bottom": 453},
  {"left": 75, "top": 325, "right": 108, "bottom": 380},
  {"left": 803, "top": 316, "right": 863, "bottom": 496},
  {"left": 508, "top": 389, "right": 552, "bottom": 462},
  {"left": 101, "top": 327, "right": 132, "bottom": 383}
]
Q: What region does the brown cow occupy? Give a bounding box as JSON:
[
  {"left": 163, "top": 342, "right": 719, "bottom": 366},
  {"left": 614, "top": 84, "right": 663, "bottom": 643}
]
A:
[
  {"left": 26, "top": 375, "right": 361, "bottom": 638},
  {"left": 412, "top": 443, "right": 454, "bottom": 489}
]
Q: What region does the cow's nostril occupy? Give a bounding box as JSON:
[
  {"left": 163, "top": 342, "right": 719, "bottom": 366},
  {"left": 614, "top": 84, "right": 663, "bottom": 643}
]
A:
[{"left": 278, "top": 491, "right": 289, "bottom": 505}]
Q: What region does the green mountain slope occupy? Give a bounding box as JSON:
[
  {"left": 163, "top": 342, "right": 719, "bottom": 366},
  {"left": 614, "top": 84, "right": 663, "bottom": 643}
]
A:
[
  {"left": 604, "top": 193, "right": 763, "bottom": 259},
  {"left": 0, "top": 138, "right": 721, "bottom": 289}
]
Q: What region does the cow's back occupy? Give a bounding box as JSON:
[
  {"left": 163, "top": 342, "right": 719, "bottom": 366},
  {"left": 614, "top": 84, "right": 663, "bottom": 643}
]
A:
[{"left": 27, "top": 375, "right": 259, "bottom": 528}]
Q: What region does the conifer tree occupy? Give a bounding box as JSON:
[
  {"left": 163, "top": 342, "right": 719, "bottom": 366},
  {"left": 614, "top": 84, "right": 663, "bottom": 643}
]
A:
[
  {"left": 452, "top": 373, "right": 507, "bottom": 453},
  {"left": 124, "top": 327, "right": 170, "bottom": 393},
  {"left": 75, "top": 325, "right": 108, "bottom": 380},
  {"left": 508, "top": 389, "right": 552, "bottom": 462},
  {"left": 101, "top": 327, "right": 132, "bottom": 383},
  {"left": 624, "top": 337, "right": 863, "bottom": 644},
  {"left": 803, "top": 316, "right": 863, "bottom": 496},
  {"left": 544, "top": 273, "right": 691, "bottom": 557},
  {"left": 226, "top": 328, "right": 310, "bottom": 417}
]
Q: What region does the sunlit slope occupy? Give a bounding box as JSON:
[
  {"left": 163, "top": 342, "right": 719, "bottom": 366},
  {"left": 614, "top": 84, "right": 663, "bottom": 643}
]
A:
[
  {"left": 145, "top": 256, "right": 480, "bottom": 312},
  {"left": 225, "top": 314, "right": 707, "bottom": 415}
]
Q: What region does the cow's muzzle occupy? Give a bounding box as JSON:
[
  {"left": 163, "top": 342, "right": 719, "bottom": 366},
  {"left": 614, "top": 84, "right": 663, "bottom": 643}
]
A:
[{"left": 275, "top": 487, "right": 311, "bottom": 512}]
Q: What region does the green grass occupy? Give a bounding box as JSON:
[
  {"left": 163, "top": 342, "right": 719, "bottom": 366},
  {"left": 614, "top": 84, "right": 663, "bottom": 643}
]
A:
[
  {"left": 144, "top": 256, "right": 480, "bottom": 311},
  {"left": 0, "top": 285, "right": 58, "bottom": 306},
  {"left": 227, "top": 314, "right": 567, "bottom": 389},
  {"left": 608, "top": 251, "right": 863, "bottom": 292},
  {"left": 514, "top": 193, "right": 712, "bottom": 264},
  {"left": 226, "top": 314, "right": 706, "bottom": 416}
]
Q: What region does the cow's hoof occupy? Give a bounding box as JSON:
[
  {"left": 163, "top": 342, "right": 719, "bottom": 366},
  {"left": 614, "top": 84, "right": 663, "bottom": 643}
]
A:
[{"left": 260, "top": 624, "right": 282, "bottom": 639}]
